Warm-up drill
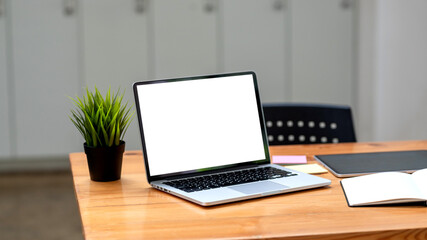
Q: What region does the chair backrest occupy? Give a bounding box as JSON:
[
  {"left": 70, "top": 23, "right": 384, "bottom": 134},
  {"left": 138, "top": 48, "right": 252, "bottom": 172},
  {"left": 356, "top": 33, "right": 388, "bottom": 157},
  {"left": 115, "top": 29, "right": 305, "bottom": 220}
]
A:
[{"left": 262, "top": 103, "right": 356, "bottom": 145}]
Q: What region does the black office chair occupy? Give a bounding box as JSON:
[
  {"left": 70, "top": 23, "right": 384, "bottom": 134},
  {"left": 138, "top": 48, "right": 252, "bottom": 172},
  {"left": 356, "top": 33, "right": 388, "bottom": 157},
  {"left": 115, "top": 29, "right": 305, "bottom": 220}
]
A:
[{"left": 262, "top": 103, "right": 356, "bottom": 145}]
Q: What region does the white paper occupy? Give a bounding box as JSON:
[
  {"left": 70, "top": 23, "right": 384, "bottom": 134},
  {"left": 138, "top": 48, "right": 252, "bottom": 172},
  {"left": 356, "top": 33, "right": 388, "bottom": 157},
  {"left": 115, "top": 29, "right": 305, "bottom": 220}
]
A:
[
  {"left": 412, "top": 168, "right": 427, "bottom": 199},
  {"left": 341, "top": 171, "right": 426, "bottom": 206}
]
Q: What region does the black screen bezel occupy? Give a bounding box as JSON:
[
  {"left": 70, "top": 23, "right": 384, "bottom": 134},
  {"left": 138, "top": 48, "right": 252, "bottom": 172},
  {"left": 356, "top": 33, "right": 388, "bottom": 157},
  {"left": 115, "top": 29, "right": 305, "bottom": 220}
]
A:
[{"left": 133, "top": 71, "right": 271, "bottom": 182}]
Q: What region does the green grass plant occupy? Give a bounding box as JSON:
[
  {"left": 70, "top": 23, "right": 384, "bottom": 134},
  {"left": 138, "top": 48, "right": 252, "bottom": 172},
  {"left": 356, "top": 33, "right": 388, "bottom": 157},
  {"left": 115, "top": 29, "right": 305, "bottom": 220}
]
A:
[{"left": 69, "top": 87, "right": 134, "bottom": 148}]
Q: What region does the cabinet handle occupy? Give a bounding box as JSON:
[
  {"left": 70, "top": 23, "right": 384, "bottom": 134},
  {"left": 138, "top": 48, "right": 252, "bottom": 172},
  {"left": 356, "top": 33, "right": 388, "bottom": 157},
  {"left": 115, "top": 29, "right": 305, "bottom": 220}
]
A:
[
  {"left": 63, "top": 0, "right": 77, "bottom": 16},
  {"left": 204, "top": 0, "right": 215, "bottom": 13},
  {"left": 135, "top": 0, "right": 146, "bottom": 14},
  {"left": 273, "top": 0, "right": 285, "bottom": 11},
  {"left": 340, "top": 0, "right": 352, "bottom": 10},
  {"left": 0, "top": 0, "right": 4, "bottom": 17}
]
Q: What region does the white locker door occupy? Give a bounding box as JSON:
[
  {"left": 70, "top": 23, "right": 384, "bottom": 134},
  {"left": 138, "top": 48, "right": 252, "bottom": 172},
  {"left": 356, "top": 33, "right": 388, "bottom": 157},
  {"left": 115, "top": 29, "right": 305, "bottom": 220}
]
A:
[
  {"left": 152, "top": 0, "right": 218, "bottom": 78},
  {"left": 11, "top": 0, "right": 81, "bottom": 157},
  {"left": 291, "top": 0, "right": 354, "bottom": 106},
  {"left": 222, "top": 0, "right": 290, "bottom": 103},
  {"left": 0, "top": 0, "right": 10, "bottom": 158},
  {"left": 81, "top": 0, "right": 149, "bottom": 151}
]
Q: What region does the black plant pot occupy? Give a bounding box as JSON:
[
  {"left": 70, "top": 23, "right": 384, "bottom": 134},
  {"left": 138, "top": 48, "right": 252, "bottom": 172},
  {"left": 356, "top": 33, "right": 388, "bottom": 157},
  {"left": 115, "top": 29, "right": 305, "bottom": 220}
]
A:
[{"left": 84, "top": 141, "right": 125, "bottom": 182}]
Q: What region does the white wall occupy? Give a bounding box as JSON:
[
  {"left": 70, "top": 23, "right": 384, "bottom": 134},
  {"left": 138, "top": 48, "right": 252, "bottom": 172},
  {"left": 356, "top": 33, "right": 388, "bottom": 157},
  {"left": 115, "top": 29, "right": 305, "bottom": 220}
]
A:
[
  {"left": 356, "top": 0, "right": 377, "bottom": 142},
  {"left": 0, "top": 2, "right": 11, "bottom": 157},
  {"left": 375, "top": 0, "right": 427, "bottom": 141},
  {"left": 358, "top": 0, "right": 427, "bottom": 142},
  {"left": 356, "top": 0, "right": 427, "bottom": 141}
]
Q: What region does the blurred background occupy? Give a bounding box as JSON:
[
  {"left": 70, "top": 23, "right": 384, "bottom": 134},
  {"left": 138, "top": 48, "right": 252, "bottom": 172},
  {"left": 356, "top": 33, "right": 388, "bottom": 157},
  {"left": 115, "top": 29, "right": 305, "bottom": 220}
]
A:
[{"left": 0, "top": 0, "right": 426, "bottom": 239}]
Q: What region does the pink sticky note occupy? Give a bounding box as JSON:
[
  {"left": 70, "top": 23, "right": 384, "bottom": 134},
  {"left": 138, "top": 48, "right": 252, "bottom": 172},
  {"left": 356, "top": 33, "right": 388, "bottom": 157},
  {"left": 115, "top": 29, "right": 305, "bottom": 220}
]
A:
[{"left": 272, "top": 155, "right": 307, "bottom": 164}]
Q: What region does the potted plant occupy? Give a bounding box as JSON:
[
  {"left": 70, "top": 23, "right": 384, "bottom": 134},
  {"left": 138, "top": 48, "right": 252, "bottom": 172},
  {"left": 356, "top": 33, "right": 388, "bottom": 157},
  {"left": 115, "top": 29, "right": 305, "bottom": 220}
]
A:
[{"left": 69, "top": 87, "right": 134, "bottom": 182}]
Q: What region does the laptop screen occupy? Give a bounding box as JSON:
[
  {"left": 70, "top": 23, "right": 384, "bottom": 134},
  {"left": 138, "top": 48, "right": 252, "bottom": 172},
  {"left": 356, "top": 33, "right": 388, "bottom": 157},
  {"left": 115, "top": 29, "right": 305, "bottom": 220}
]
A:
[{"left": 133, "top": 72, "right": 269, "bottom": 180}]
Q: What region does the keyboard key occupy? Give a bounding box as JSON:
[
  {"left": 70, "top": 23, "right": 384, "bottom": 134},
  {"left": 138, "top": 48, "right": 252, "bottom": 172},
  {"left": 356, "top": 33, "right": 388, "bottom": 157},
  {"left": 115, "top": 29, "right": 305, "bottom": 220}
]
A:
[{"left": 163, "top": 167, "right": 297, "bottom": 193}]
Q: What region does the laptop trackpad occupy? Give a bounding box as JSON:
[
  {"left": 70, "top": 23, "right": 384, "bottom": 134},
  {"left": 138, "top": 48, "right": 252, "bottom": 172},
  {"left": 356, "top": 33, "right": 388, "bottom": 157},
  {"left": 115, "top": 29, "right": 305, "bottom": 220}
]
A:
[{"left": 229, "top": 181, "right": 289, "bottom": 195}]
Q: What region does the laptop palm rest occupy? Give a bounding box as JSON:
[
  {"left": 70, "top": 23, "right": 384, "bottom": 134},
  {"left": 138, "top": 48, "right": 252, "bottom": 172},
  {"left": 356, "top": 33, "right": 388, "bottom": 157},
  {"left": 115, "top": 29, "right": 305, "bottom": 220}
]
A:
[{"left": 229, "top": 181, "right": 289, "bottom": 195}]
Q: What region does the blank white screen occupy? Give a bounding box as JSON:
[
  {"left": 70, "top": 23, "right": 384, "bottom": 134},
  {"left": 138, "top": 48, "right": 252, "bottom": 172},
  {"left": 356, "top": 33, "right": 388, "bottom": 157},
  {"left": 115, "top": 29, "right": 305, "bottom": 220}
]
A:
[{"left": 136, "top": 74, "right": 266, "bottom": 176}]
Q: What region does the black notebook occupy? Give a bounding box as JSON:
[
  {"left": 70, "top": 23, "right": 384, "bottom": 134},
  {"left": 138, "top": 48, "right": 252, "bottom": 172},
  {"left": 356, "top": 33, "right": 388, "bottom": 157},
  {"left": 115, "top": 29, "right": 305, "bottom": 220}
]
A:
[{"left": 314, "top": 150, "right": 427, "bottom": 177}]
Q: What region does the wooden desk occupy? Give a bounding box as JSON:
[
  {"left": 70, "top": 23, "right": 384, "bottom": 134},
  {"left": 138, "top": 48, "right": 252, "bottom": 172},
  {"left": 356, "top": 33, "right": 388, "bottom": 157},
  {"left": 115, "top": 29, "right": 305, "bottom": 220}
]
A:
[{"left": 70, "top": 140, "right": 427, "bottom": 239}]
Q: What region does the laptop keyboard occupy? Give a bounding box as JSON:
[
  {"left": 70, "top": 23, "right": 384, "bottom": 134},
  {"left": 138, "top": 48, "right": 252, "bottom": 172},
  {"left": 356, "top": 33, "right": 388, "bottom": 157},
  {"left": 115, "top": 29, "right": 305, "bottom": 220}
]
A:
[{"left": 163, "top": 167, "right": 297, "bottom": 193}]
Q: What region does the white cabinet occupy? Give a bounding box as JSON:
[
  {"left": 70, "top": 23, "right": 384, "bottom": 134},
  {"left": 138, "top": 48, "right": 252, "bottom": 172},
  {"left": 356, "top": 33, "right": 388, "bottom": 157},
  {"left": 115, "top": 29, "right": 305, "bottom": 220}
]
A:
[
  {"left": 290, "top": 0, "right": 354, "bottom": 106},
  {"left": 81, "top": 0, "right": 150, "bottom": 151},
  {"left": 11, "top": 0, "right": 81, "bottom": 157},
  {"left": 152, "top": 0, "right": 218, "bottom": 78},
  {"left": 221, "top": 0, "right": 354, "bottom": 105},
  {"left": 0, "top": 1, "right": 357, "bottom": 160},
  {"left": 222, "top": 0, "right": 290, "bottom": 103},
  {"left": 0, "top": 0, "right": 10, "bottom": 158}
]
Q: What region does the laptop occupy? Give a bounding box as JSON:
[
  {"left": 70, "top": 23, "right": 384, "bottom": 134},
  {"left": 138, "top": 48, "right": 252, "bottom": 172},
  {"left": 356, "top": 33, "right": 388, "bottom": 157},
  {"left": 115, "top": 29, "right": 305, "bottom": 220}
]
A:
[{"left": 133, "top": 71, "right": 331, "bottom": 206}]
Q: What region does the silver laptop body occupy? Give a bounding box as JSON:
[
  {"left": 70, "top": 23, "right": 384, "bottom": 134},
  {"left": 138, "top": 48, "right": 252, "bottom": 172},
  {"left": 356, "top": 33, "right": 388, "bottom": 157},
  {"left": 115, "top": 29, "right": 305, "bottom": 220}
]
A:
[{"left": 133, "top": 71, "right": 331, "bottom": 206}]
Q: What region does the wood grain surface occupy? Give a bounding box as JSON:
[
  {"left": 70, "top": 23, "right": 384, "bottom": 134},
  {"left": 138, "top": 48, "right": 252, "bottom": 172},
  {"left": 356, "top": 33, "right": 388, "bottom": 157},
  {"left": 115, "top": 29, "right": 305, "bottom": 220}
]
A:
[{"left": 70, "top": 140, "right": 427, "bottom": 239}]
